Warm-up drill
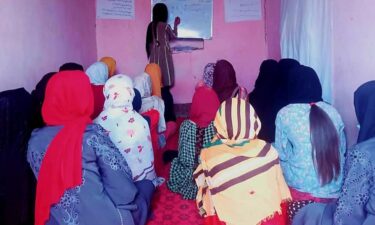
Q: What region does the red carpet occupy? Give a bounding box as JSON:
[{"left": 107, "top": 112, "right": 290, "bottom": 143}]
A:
[
  {"left": 147, "top": 164, "right": 203, "bottom": 225},
  {"left": 147, "top": 117, "right": 203, "bottom": 225}
]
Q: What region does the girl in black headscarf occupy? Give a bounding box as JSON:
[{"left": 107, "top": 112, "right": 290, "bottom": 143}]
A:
[
  {"left": 292, "top": 81, "right": 375, "bottom": 225},
  {"left": 275, "top": 65, "right": 346, "bottom": 222},
  {"left": 0, "top": 88, "right": 35, "bottom": 225},
  {"left": 30, "top": 72, "right": 56, "bottom": 129},
  {"left": 248, "top": 59, "right": 279, "bottom": 142}
]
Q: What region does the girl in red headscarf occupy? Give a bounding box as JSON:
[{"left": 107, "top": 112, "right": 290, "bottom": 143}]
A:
[
  {"left": 27, "top": 71, "right": 154, "bottom": 225},
  {"left": 167, "top": 86, "right": 220, "bottom": 200}
]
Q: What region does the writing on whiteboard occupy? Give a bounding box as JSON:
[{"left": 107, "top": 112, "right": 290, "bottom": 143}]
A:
[
  {"left": 97, "top": 0, "right": 135, "bottom": 20},
  {"left": 152, "top": 0, "right": 213, "bottom": 39},
  {"left": 224, "top": 0, "right": 262, "bottom": 22}
]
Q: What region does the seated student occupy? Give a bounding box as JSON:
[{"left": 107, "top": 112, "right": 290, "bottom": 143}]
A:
[
  {"left": 134, "top": 71, "right": 166, "bottom": 133},
  {"left": 27, "top": 71, "right": 153, "bottom": 225},
  {"left": 168, "top": 85, "right": 220, "bottom": 200},
  {"left": 212, "top": 59, "right": 239, "bottom": 103},
  {"left": 292, "top": 81, "right": 375, "bottom": 225},
  {"left": 59, "top": 62, "right": 84, "bottom": 71},
  {"left": 30, "top": 72, "right": 56, "bottom": 129},
  {"left": 248, "top": 59, "right": 280, "bottom": 143},
  {"left": 274, "top": 65, "right": 346, "bottom": 219},
  {"left": 100, "top": 56, "right": 117, "bottom": 78},
  {"left": 95, "top": 74, "right": 158, "bottom": 183},
  {"left": 85, "top": 62, "right": 109, "bottom": 119},
  {"left": 0, "top": 88, "right": 35, "bottom": 225},
  {"left": 196, "top": 62, "right": 215, "bottom": 88},
  {"left": 145, "top": 63, "right": 177, "bottom": 122},
  {"left": 194, "top": 97, "right": 291, "bottom": 225}
]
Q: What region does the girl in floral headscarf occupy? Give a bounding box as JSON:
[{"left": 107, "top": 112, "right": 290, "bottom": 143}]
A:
[{"left": 95, "top": 75, "right": 157, "bottom": 182}]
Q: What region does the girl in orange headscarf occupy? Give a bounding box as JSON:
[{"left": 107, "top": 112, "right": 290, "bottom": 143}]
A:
[{"left": 100, "top": 56, "right": 117, "bottom": 77}]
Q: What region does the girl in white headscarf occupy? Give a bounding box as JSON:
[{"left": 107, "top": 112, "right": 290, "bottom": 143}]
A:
[
  {"left": 134, "top": 72, "right": 166, "bottom": 132},
  {"left": 95, "top": 74, "right": 157, "bottom": 182}
]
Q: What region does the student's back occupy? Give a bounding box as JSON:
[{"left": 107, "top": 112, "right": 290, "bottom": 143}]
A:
[
  {"left": 292, "top": 80, "right": 375, "bottom": 225},
  {"left": 28, "top": 71, "right": 153, "bottom": 225},
  {"left": 275, "top": 65, "right": 346, "bottom": 200},
  {"left": 195, "top": 98, "right": 291, "bottom": 225},
  {"left": 168, "top": 86, "right": 219, "bottom": 199},
  {"left": 28, "top": 124, "right": 153, "bottom": 225}
]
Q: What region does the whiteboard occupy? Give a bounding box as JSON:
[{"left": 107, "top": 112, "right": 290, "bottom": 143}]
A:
[{"left": 151, "top": 0, "right": 213, "bottom": 39}]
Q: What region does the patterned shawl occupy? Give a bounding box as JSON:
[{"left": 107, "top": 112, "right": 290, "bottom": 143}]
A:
[
  {"left": 194, "top": 98, "right": 291, "bottom": 225},
  {"left": 95, "top": 74, "right": 156, "bottom": 181}
]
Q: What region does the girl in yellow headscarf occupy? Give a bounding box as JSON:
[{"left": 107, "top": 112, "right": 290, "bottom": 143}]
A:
[{"left": 194, "top": 97, "right": 291, "bottom": 225}]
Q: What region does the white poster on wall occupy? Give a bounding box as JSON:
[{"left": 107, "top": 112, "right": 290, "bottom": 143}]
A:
[
  {"left": 224, "top": 0, "right": 262, "bottom": 22},
  {"left": 97, "top": 0, "right": 135, "bottom": 20}
]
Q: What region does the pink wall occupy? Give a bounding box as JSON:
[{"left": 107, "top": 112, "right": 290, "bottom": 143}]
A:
[
  {"left": 332, "top": 0, "right": 375, "bottom": 146},
  {"left": 96, "top": 0, "right": 268, "bottom": 103},
  {"left": 265, "top": 0, "right": 281, "bottom": 60},
  {"left": 0, "top": 0, "right": 97, "bottom": 92}
]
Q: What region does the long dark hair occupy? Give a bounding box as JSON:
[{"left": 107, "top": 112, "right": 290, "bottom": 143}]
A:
[
  {"left": 309, "top": 104, "right": 340, "bottom": 186},
  {"left": 146, "top": 3, "right": 169, "bottom": 58}
]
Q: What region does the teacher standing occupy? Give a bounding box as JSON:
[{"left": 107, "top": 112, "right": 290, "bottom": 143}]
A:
[{"left": 146, "top": 3, "right": 180, "bottom": 122}]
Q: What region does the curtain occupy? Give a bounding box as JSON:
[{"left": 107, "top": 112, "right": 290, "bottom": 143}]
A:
[{"left": 281, "top": 0, "right": 333, "bottom": 102}]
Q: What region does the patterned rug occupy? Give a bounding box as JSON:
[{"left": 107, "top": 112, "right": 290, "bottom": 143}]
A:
[{"left": 147, "top": 164, "right": 203, "bottom": 225}]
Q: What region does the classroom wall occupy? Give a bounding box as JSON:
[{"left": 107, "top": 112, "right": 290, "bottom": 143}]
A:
[
  {"left": 96, "top": 0, "right": 268, "bottom": 103},
  {"left": 265, "top": 0, "right": 281, "bottom": 60},
  {"left": 0, "top": 0, "right": 97, "bottom": 92},
  {"left": 332, "top": 0, "right": 375, "bottom": 146}
]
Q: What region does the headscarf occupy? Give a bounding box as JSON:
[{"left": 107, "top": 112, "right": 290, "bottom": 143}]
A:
[
  {"left": 1, "top": 88, "right": 32, "bottom": 153},
  {"left": 145, "top": 63, "right": 162, "bottom": 97},
  {"left": 248, "top": 60, "right": 279, "bottom": 142},
  {"left": 274, "top": 58, "right": 300, "bottom": 109},
  {"left": 95, "top": 75, "right": 156, "bottom": 181},
  {"left": 59, "top": 62, "right": 84, "bottom": 71},
  {"left": 214, "top": 97, "right": 261, "bottom": 144},
  {"left": 287, "top": 65, "right": 323, "bottom": 104},
  {"left": 133, "top": 88, "right": 142, "bottom": 112},
  {"left": 253, "top": 59, "right": 279, "bottom": 89},
  {"left": 100, "top": 57, "right": 117, "bottom": 77},
  {"left": 195, "top": 98, "right": 290, "bottom": 225},
  {"left": 31, "top": 72, "right": 56, "bottom": 129},
  {"left": 202, "top": 63, "right": 215, "bottom": 87},
  {"left": 0, "top": 88, "right": 35, "bottom": 225},
  {"left": 134, "top": 72, "right": 166, "bottom": 132},
  {"left": 279, "top": 58, "right": 300, "bottom": 79},
  {"left": 354, "top": 81, "right": 375, "bottom": 143},
  {"left": 134, "top": 72, "right": 152, "bottom": 98},
  {"left": 190, "top": 86, "right": 220, "bottom": 128},
  {"left": 212, "top": 60, "right": 238, "bottom": 103},
  {"left": 85, "top": 62, "right": 109, "bottom": 85},
  {"left": 36, "top": 71, "right": 93, "bottom": 225}
]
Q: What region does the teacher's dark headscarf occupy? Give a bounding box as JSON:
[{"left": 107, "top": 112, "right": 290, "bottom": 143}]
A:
[
  {"left": 212, "top": 59, "right": 238, "bottom": 103},
  {"left": 287, "top": 65, "right": 323, "bottom": 104},
  {"left": 0, "top": 88, "right": 35, "bottom": 225},
  {"left": 248, "top": 59, "right": 279, "bottom": 142},
  {"left": 354, "top": 81, "right": 375, "bottom": 143},
  {"left": 31, "top": 72, "right": 56, "bottom": 129}
]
